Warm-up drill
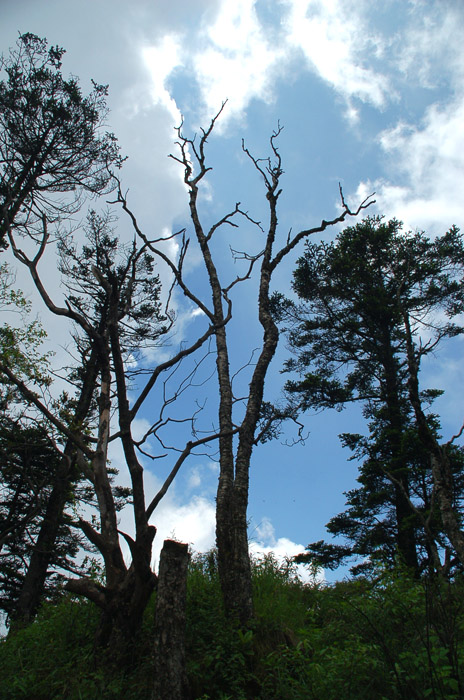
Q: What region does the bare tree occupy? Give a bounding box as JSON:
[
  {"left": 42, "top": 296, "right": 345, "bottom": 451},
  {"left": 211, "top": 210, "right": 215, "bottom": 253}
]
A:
[
  {"left": 2, "top": 210, "right": 224, "bottom": 651},
  {"left": 118, "top": 107, "right": 374, "bottom": 623}
]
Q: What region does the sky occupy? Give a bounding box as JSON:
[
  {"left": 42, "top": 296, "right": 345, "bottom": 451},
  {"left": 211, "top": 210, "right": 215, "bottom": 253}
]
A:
[{"left": 1, "top": 0, "right": 464, "bottom": 582}]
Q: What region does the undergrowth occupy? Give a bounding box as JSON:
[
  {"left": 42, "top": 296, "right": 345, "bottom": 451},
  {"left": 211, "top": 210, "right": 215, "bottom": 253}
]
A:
[{"left": 1, "top": 553, "right": 463, "bottom": 699}]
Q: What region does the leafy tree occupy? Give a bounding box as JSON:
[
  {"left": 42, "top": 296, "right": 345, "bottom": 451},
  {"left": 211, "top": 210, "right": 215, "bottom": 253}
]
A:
[
  {"left": 0, "top": 264, "right": 97, "bottom": 624},
  {"left": 280, "top": 217, "right": 464, "bottom": 574},
  {"left": 0, "top": 33, "right": 121, "bottom": 248},
  {"left": 0, "top": 417, "right": 89, "bottom": 619},
  {"left": 301, "top": 419, "right": 464, "bottom": 576}
]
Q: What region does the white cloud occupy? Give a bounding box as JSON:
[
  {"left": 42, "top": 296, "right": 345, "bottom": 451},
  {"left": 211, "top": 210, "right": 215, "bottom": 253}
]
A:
[
  {"left": 141, "top": 36, "right": 183, "bottom": 125},
  {"left": 396, "top": 3, "right": 464, "bottom": 91},
  {"left": 151, "top": 493, "right": 216, "bottom": 568},
  {"left": 139, "top": 0, "right": 288, "bottom": 129},
  {"left": 187, "top": 466, "right": 203, "bottom": 490},
  {"left": 113, "top": 451, "right": 319, "bottom": 582},
  {"left": 139, "top": 0, "right": 392, "bottom": 129},
  {"left": 359, "top": 95, "right": 464, "bottom": 232},
  {"left": 250, "top": 516, "right": 324, "bottom": 583},
  {"left": 283, "top": 0, "right": 391, "bottom": 118},
  {"left": 192, "top": 0, "right": 286, "bottom": 127}
]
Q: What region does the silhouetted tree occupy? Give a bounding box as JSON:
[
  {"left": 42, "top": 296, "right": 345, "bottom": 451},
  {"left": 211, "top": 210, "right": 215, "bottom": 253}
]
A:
[
  {"left": 281, "top": 217, "right": 464, "bottom": 573},
  {"left": 2, "top": 209, "right": 222, "bottom": 652},
  {"left": 0, "top": 33, "right": 121, "bottom": 248}
]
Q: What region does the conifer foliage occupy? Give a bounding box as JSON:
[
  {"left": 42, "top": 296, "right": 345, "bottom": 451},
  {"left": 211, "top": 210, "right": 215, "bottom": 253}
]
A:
[
  {"left": 0, "top": 33, "right": 121, "bottom": 248},
  {"left": 280, "top": 217, "right": 464, "bottom": 574}
]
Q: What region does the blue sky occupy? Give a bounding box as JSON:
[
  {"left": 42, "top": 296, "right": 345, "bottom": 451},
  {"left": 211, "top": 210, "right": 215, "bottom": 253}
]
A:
[{"left": 2, "top": 0, "right": 464, "bottom": 581}]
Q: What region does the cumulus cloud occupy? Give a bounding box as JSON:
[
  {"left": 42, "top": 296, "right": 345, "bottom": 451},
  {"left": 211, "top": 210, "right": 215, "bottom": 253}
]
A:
[
  {"left": 140, "top": 0, "right": 287, "bottom": 129},
  {"left": 357, "top": 95, "right": 464, "bottom": 233},
  {"left": 250, "top": 517, "right": 323, "bottom": 583},
  {"left": 141, "top": 36, "right": 183, "bottom": 122},
  {"left": 140, "top": 0, "right": 393, "bottom": 128},
  {"left": 395, "top": 2, "right": 464, "bottom": 91},
  {"left": 192, "top": 0, "right": 286, "bottom": 127},
  {"left": 352, "top": 2, "right": 464, "bottom": 233},
  {"left": 151, "top": 494, "right": 217, "bottom": 567},
  {"left": 113, "top": 450, "right": 317, "bottom": 582},
  {"left": 283, "top": 0, "right": 390, "bottom": 119}
]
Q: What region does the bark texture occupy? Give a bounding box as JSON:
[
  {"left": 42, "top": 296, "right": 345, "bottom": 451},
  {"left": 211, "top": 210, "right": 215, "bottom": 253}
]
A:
[
  {"left": 168, "top": 114, "right": 373, "bottom": 624},
  {"left": 403, "top": 312, "right": 464, "bottom": 566},
  {"left": 153, "top": 539, "right": 190, "bottom": 700}
]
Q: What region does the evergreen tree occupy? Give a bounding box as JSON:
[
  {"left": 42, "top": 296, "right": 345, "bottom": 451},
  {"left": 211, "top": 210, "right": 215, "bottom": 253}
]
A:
[
  {"left": 0, "top": 417, "right": 90, "bottom": 619},
  {"left": 0, "top": 33, "right": 121, "bottom": 248},
  {"left": 280, "top": 217, "right": 464, "bottom": 574}
]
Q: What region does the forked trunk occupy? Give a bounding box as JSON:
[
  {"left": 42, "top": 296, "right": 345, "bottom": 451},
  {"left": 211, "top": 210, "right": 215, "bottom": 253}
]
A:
[
  {"left": 216, "top": 477, "right": 253, "bottom": 624},
  {"left": 95, "top": 566, "right": 157, "bottom": 660}
]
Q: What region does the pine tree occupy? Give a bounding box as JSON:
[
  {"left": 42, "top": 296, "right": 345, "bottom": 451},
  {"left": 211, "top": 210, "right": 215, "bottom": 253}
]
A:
[{"left": 281, "top": 217, "right": 464, "bottom": 574}]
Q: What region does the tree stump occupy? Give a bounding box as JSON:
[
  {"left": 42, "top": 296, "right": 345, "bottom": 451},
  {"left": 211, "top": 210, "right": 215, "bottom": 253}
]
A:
[{"left": 153, "top": 539, "right": 190, "bottom": 700}]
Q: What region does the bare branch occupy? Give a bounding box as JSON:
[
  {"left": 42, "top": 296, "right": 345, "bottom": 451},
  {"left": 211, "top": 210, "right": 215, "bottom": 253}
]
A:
[
  {"left": 271, "top": 185, "right": 376, "bottom": 271},
  {"left": 222, "top": 249, "right": 264, "bottom": 294},
  {"left": 146, "top": 428, "right": 236, "bottom": 519},
  {"left": 128, "top": 323, "right": 218, "bottom": 421},
  {"left": 447, "top": 420, "right": 464, "bottom": 446}
]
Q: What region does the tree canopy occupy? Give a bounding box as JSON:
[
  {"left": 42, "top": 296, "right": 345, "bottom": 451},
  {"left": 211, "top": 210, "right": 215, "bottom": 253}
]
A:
[
  {"left": 280, "top": 217, "right": 464, "bottom": 574},
  {"left": 0, "top": 33, "right": 121, "bottom": 248}
]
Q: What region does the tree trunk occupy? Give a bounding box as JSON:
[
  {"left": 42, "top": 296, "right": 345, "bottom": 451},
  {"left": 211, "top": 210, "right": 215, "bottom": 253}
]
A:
[
  {"left": 11, "top": 457, "right": 75, "bottom": 626},
  {"left": 216, "top": 476, "right": 253, "bottom": 625},
  {"left": 393, "top": 480, "right": 419, "bottom": 572},
  {"left": 10, "top": 348, "right": 100, "bottom": 627},
  {"left": 96, "top": 565, "right": 157, "bottom": 658},
  {"left": 153, "top": 539, "right": 190, "bottom": 700},
  {"left": 381, "top": 333, "right": 419, "bottom": 573},
  {"left": 403, "top": 311, "right": 464, "bottom": 567}
]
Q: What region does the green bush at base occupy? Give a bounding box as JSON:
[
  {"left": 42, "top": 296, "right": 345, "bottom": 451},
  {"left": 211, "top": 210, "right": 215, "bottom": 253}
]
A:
[{"left": 1, "top": 555, "right": 463, "bottom": 699}]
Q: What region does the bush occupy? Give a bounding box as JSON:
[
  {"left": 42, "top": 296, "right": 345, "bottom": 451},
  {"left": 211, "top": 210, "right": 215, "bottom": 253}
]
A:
[{"left": 1, "top": 556, "right": 463, "bottom": 699}]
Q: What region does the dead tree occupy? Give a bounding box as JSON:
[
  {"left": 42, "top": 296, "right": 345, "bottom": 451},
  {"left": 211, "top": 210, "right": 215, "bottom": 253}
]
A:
[
  {"left": 118, "top": 106, "right": 374, "bottom": 623},
  {"left": 153, "top": 539, "right": 190, "bottom": 700},
  {"left": 2, "top": 210, "right": 224, "bottom": 652}
]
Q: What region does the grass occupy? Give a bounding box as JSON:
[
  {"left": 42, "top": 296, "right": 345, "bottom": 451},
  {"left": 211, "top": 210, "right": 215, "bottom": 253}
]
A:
[{"left": 1, "top": 554, "right": 463, "bottom": 699}]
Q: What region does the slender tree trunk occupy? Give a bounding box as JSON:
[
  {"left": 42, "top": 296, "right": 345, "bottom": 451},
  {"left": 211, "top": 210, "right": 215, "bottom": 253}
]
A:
[
  {"left": 11, "top": 456, "right": 75, "bottom": 626},
  {"left": 10, "top": 349, "right": 100, "bottom": 627},
  {"left": 153, "top": 539, "right": 190, "bottom": 700},
  {"left": 403, "top": 311, "right": 464, "bottom": 566},
  {"left": 393, "top": 480, "right": 419, "bottom": 572},
  {"left": 381, "top": 333, "right": 419, "bottom": 573}
]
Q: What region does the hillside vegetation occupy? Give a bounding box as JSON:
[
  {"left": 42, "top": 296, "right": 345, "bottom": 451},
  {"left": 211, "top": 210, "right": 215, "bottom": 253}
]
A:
[{"left": 1, "top": 554, "right": 463, "bottom": 700}]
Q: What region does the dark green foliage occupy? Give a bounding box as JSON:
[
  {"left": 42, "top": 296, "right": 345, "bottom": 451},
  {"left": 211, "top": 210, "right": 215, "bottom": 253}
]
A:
[
  {"left": 57, "top": 209, "right": 170, "bottom": 357},
  {"left": 1, "top": 555, "right": 463, "bottom": 699},
  {"left": 298, "top": 432, "right": 464, "bottom": 576},
  {"left": 0, "top": 419, "right": 84, "bottom": 618},
  {"left": 283, "top": 216, "right": 464, "bottom": 411},
  {"left": 279, "top": 217, "right": 464, "bottom": 573},
  {"left": 0, "top": 33, "right": 122, "bottom": 248}
]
